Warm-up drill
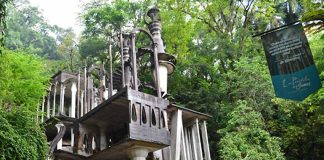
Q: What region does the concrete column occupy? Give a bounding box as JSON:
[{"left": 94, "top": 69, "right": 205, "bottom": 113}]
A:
[
  {"left": 80, "top": 90, "right": 84, "bottom": 116},
  {"left": 170, "top": 109, "right": 183, "bottom": 160},
  {"left": 99, "top": 63, "right": 105, "bottom": 101},
  {"left": 77, "top": 72, "right": 81, "bottom": 118},
  {"left": 87, "top": 77, "right": 92, "bottom": 112},
  {"left": 128, "top": 147, "right": 150, "bottom": 160},
  {"left": 71, "top": 82, "right": 77, "bottom": 118},
  {"left": 46, "top": 85, "right": 52, "bottom": 118},
  {"left": 92, "top": 137, "right": 96, "bottom": 150},
  {"left": 183, "top": 128, "right": 191, "bottom": 159},
  {"left": 71, "top": 128, "right": 74, "bottom": 147},
  {"left": 130, "top": 33, "right": 138, "bottom": 90},
  {"left": 200, "top": 121, "right": 211, "bottom": 160},
  {"left": 60, "top": 84, "right": 66, "bottom": 114},
  {"left": 94, "top": 97, "right": 98, "bottom": 108},
  {"left": 100, "top": 128, "right": 106, "bottom": 150},
  {"left": 91, "top": 79, "right": 95, "bottom": 110},
  {"left": 59, "top": 83, "right": 63, "bottom": 114},
  {"left": 152, "top": 150, "right": 163, "bottom": 160},
  {"left": 103, "top": 89, "right": 108, "bottom": 100},
  {"left": 190, "top": 124, "right": 198, "bottom": 160},
  {"left": 41, "top": 96, "right": 45, "bottom": 122},
  {"left": 158, "top": 64, "right": 168, "bottom": 96},
  {"left": 84, "top": 68, "right": 87, "bottom": 114},
  {"left": 36, "top": 102, "right": 39, "bottom": 123},
  {"left": 193, "top": 119, "right": 203, "bottom": 159},
  {"left": 55, "top": 123, "right": 64, "bottom": 150},
  {"left": 162, "top": 147, "right": 171, "bottom": 160},
  {"left": 52, "top": 82, "right": 57, "bottom": 116},
  {"left": 162, "top": 110, "right": 169, "bottom": 129},
  {"left": 180, "top": 124, "right": 187, "bottom": 160}
]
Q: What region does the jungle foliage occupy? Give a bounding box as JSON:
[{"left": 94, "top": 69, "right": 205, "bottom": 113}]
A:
[
  {"left": 77, "top": 0, "right": 323, "bottom": 159},
  {"left": 0, "top": 48, "right": 49, "bottom": 159},
  {"left": 0, "top": 0, "right": 323, "bottom": 159},
  {"left": 4, "top": 0, "right": 80, "bottom": 73}
]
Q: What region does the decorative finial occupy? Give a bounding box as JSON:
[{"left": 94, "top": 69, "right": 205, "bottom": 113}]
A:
[{"left": 147, "top": 7, "right": 160, "bottom": 23}]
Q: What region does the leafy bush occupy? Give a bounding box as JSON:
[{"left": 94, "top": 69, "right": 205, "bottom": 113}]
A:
[
  {"left": 0, "top": 107, "right": 48, "bottom": 160},
  {"left": 0, "top": 48, "right": 49, "bottom": 159},
  {"left": 218, "top": 100, "right": 285, "bottom": 160}
]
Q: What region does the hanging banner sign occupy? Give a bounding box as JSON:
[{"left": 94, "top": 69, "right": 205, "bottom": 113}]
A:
[{"left": 261, "top": 23, "right": 321, "bottom": 101}]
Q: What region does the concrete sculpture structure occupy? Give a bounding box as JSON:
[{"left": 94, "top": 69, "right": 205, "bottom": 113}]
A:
[{"left": 40, "top": 8, "right": 211, "bottom": 160}]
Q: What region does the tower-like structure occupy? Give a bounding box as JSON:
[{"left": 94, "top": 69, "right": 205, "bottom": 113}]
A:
[{"left": 40, "top": 8, "right": 211, "bottom": 160}]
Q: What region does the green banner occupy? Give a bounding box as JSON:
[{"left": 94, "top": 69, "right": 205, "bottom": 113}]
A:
[{"left": 261, "top": 23, "right": 321, "bottom": 101}]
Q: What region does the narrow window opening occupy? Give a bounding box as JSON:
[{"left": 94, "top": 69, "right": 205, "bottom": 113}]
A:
[
  {"left": 151, "top": 109, "right": 156, "bottom": 126},
  {"left": 161, "top": 111, "right": 165, "bottom": 128},
  {"left": 142, "top": 107, "right": 147, "bottom": 124},
  {"left": 132, "top": 104, "right": 137, "bottom": 122}
]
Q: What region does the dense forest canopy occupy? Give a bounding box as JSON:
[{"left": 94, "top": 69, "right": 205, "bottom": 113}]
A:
[{"left": 0, "top": 0, "right": 323, "bottom": 159}]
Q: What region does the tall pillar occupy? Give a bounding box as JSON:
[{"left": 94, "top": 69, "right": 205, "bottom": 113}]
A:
[
  {"left": 99, "top": 63, "right": 106, "bottom": 101},
  {"left": 71, "top": 82, "right": 77, "bottom": 118},
  {"left": 100, "top": 128, "right": 106, "bottom": 150},
  {"left": 77, "top": 72, "right": 81, "bottom": 118},
  {"left": 71, "top": 128, "right": 74, "bottom": 147},
  {"left": 200, "top": 121, "right": 211, "bottom": 160},
  {"left": 190, "top": 122, "right": 198, "bottom": 160},
  {"left": 41, "top": 96, "right": 45, "bottom": 122},
  {"left": 162, "top": 110, "right": 169, "bottom": 129},
  {"left": 87, "top": 76, "right": 92, "bottom": 112},
  {"left": 59, "top": 83, "right": 62, "bottom": 114},
  {"left": 130, "top": 33, "right": 138, "bottom": 91},
  {"left": 60, "top": 84, "right": 66, "bottom": 114},
  {"left": 52, "top": 82, "right": 57, "bottom": 116},
  {"left": 109, "top": 43, "right": 113, "bottom": 97},
  {"left": 55, "top": 123, "right": 64, "bottom": 150},
  {"left": 80, "top": 90, "right": 84, "bottom": 116},
  {"left": 180, "top": 125, "right": 187, "bottom": 160},
  {"left": 92, "top": 137, "right": 96, "bottom": 150},
  {"left": 193, "top": 119, "right": 203, "bottom": 159},
  {"left": 128, "top": 147, "right": 150, "bottom": 160},
  {"left": 162, "top": 147, "right": 171, "bottom": 160},
  {"left": 183, "top": 128, "right": 191, "bottom": 159},
  {"left": 46, "top": 85, "right": 52, "bottom": 118},
  {"left": 84, "top": 67, "right": 87, "bottom": 114},
  {"left": 170, "top": 110, "right": 182, "bottom": 160},
  {"left": 152, "top": 150, "right": 163, "bottom": 160},
  {"left": 103, "top": 89, "right": 108, "bottom": 100},
  {"left": 92, "top": 83, "right": 95, "bottom": 109},
  {"left": 70, "top": 82, "right": 77, "bottom": 148},
  {"left": 90, "top": 79, "right": 95, "bottom": 110},
  {"left": 122, "top": 34, "right": 131, "bottom": 87},
  {"left": 94, "top": 97, "right": 98, "bottom": 108},
  {"left": 36, "top": 102, "right": 39, "bottom": 123}
]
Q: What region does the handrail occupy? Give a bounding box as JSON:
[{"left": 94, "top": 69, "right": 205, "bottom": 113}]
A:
[{"left": 48, "top": 124, "right": 66, "bottom": 159}]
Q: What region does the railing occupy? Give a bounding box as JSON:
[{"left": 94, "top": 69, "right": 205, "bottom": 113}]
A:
[
  {"left": 39, "top": 68, "right": 108, "bottom": 123},
  {"left": 160, "top": 106, "right": 212, "bottom": 160}
]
